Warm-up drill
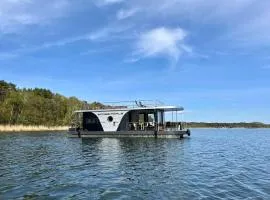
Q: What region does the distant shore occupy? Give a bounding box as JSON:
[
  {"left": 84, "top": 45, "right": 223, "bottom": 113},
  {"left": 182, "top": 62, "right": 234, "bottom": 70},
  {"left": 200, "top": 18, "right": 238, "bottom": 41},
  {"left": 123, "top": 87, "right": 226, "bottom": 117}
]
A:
[
  {"left": 0, "top": 125, "right": 68, "bottom": 132},
  {"left": 188, "top": 127, "right": 270, "bottom": 129},
  {"left": 185, "top": 122, "right": 270, "bottom": 129}
]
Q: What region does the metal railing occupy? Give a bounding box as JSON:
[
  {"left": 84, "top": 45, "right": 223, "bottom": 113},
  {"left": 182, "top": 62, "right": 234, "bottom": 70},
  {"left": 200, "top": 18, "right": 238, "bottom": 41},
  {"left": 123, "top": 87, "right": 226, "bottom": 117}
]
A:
[
  {"left": 127, "top": 122, "right": 185, "bottom": 131},
  {"left": 128, "top": 122, "right": 156, "bottom": 131},
  {"left": 103, "top": 100, "right": 165, "bottom": 109}
]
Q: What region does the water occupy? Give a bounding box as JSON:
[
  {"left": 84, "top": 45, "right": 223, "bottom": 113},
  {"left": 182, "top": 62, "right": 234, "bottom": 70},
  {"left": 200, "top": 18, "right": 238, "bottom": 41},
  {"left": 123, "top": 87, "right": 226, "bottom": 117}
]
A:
[{"left": 0, "top": 129, "right": 270, "bottom": 200}]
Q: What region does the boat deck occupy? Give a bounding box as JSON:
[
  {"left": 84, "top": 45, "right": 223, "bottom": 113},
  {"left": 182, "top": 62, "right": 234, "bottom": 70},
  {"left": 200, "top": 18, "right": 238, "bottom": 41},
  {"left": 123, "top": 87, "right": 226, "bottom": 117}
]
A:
[{"left": 68, "top": 130, "right": 191, "bottom": 139}]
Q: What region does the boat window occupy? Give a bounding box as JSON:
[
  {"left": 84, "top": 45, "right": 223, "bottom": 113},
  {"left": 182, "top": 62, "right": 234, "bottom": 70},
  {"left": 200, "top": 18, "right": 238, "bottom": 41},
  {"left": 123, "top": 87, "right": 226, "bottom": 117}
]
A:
[
  {"left": 148, "top": 114, "right": 154, "bottom": 122},
  {"left": 107, "top": 116, "right": 113, "bottom": 122}
]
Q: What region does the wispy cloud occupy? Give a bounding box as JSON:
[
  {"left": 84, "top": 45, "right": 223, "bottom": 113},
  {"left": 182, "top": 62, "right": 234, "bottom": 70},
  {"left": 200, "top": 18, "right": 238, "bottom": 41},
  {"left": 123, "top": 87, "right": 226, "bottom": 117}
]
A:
[
  {"left": 117, "top": 0, "right": 270, "bottom": 47},
  {"left": 40, "top": 24, "right": 132, "bottom": 49},
  {"left": 226, "top": 7, "right": 270, "bottom": 46},
  {"left": 0, "top": 0, "right": 70, "bottom": 33},
  {"left": 2, "top": 0, "right": 270, "bottom": 64},
  {"left": 88, "top": 24, "right": 132, "bottom": 41},
  {"left": 132, "top": 27, "right": 191, "bottom": 63},
  {"left": 0, "top": 24, "right": 132, "bottom": 60},
  {"left": 116, "top": 8, "right": 139, "bottom": 20},
  {"left": 95, "top": 0, "right": 125, "bottom": 6},
  {"left": 0, "top": 35, "right": 89, "bottom": 58},
  {"left": 80, "top": 44, "right": 121, "bottom": 56},
  {"left": 0, "top": 53, "right": 18, "bottom": 61},
  {"left": 38, "top": 25, "right": 129, "bottom": 49}
]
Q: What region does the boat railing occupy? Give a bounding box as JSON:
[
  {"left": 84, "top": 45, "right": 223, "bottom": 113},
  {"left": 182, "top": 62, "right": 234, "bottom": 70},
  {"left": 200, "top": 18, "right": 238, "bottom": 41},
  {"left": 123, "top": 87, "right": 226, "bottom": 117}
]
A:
[
  {"left": 128, "top": 122, "right": 156, "bottom": 131},
  {"left": 164, "top": 122, "right": 186, "bottom": 131},
  {"left": 127, "top": 122, "right": 185, "bottom": 131},
  {"left": 103, "top": 100, "right": 165, "bottom": 109}
]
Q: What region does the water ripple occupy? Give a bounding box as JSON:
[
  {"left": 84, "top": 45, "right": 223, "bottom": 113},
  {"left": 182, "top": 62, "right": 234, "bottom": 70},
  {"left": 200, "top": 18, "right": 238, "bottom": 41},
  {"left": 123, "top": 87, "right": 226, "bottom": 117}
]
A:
[{"left": 0, "top": 129, "right": 270, "bottom": 199}]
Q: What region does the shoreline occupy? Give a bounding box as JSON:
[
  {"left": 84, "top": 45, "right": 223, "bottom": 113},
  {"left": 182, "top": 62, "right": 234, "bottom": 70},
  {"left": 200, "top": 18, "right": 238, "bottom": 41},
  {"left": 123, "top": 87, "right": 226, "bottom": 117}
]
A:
[
  {"left": 188, "top": 127, "right": 270, "bottom": 129},
  {"left": 1, "top": 125, "right": 269, "bottom": 133},
  {"left": 0, "top": 125, "right": 68, "bottom": 132}
]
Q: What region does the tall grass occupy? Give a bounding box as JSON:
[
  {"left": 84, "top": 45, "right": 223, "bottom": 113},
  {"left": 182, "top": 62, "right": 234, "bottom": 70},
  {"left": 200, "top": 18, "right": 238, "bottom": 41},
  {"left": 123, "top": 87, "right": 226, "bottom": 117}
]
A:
[{"left": 0, "top": 125, "right": 68, "bottom": 132}]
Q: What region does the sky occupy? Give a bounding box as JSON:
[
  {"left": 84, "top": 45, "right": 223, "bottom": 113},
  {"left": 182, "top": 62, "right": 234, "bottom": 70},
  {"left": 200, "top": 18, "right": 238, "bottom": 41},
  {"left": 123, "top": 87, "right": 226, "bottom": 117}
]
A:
[{"left": 1, "top": 0, "right": 270, "bottom": 123}]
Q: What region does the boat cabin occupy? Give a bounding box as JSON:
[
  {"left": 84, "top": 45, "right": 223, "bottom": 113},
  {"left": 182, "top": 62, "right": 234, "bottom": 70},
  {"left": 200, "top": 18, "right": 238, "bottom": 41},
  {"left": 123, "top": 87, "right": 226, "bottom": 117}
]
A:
[{"left": 70, "top": 101, "right": 185, "bottom": 132}]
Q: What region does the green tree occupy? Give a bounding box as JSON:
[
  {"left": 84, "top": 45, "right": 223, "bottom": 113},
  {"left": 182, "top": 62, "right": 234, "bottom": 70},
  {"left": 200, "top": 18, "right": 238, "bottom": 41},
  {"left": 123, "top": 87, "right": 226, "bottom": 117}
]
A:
[{"left": 0, "top": 80, "right": 105, "bottom": 126}]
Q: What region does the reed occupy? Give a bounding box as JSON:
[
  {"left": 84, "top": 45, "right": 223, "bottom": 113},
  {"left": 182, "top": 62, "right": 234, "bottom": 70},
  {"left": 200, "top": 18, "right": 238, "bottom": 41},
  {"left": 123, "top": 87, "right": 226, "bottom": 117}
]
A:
[{"left": 0, "top": 125, "right": 68, "bottom": 132}]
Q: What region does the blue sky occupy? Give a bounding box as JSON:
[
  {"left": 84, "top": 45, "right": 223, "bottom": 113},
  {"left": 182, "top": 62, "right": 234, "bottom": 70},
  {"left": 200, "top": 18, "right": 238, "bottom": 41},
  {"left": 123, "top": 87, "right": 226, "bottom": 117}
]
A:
[{"left": 1, "top": 0, "right": 270, "bottom": 123}]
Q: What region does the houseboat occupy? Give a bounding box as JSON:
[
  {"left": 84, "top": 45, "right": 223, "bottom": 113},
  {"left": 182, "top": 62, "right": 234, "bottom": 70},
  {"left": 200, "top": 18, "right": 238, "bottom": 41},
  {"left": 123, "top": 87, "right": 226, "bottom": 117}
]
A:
[{"left": 68, "top": 100, "right": 191, "bottom": 139}]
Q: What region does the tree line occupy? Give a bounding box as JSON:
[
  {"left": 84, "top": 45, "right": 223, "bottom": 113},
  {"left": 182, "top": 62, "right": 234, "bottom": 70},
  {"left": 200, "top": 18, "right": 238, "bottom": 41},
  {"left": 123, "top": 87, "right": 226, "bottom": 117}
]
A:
[
  {"left": 0, "top": 80, "right": 105, "bottom": 126},
  {"left": 185, "top": 122, "right": 270, "bottom": 128},
  {"left": 1, "top": 80, "right": 269, "bottom": 128}
]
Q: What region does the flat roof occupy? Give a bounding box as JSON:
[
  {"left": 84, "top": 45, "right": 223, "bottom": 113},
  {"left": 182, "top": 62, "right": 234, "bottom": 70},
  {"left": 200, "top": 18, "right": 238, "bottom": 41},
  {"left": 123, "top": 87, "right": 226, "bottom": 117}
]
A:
[{"left": 75, "top": 106, "right": 184, "bottom": 113}]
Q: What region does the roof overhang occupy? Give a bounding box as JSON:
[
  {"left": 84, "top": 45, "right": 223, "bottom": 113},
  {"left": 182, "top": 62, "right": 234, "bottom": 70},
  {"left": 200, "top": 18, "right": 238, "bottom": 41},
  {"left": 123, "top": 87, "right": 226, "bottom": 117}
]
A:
[{"left": 74, "top": 106, "right": 184, "bottom": 113}]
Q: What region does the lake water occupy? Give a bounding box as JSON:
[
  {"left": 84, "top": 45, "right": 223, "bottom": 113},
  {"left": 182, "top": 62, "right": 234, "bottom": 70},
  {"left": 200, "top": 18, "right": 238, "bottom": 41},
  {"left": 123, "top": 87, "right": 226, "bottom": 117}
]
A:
[{"left": 0, "top": 129, "right": 270, "bottom": 199}]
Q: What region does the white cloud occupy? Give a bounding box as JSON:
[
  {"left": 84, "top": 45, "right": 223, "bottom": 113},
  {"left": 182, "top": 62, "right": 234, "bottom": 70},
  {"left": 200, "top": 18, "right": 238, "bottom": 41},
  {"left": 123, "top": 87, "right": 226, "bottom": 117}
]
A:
[
  {"left": 0, "top": 0, "right": 70, "bottom": 33},
  {"left": 116, "top": 8, "right": 139, "bottom": 20},
  {"left": 133, "top": 27, "right": 191, "bottom": 63}
]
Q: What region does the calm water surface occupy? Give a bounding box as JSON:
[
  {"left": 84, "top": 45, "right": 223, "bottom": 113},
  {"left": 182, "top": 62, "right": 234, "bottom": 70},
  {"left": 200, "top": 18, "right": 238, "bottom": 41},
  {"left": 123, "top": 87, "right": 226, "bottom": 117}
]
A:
[{"left": 0, "top": 129, "right": 270, "bottom": 199}]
